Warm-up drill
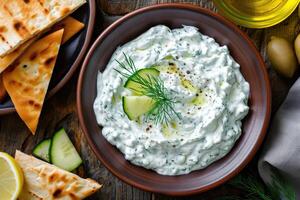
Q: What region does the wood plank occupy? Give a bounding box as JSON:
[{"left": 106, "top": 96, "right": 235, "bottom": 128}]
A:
[
  {"left": 98, "top": 0, "right": 216, "bottom": 15},
  {"left": 0, "top": 0, "right": 298, "bottom": 199}
]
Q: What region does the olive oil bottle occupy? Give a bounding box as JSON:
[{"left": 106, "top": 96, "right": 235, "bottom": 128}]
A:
[{"left": 214, "top": 0, "right": 300, "bottom": 28}]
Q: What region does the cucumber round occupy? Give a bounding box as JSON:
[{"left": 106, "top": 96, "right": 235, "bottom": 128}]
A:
[
  {"left": 33, "top": 139, "right": 51, "bottom": 162},
  {"left": 123, "top": 96, "right": 156, "bottom": 120},
  {"left": 163, "top": 55, "right": 174, "bottom": 60},
  {"left": 50, "top": 129, "right": 82, "bottom": 171},
  {"left": 124, "top": 68, "right": 159, "bottom": 95}
]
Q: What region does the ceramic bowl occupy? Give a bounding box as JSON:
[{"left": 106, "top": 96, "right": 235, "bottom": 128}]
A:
[{"left": 77, "top": 4, "right": 271, "bottom": 196}]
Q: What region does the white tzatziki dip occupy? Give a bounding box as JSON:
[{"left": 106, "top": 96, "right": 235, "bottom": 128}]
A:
[{"left": 93, "top": 25, "right": 250, "bottom": 175}]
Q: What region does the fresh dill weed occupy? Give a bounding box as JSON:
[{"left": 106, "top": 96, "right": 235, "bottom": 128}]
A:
[
  {"left": 217, "top": 169, "right": 296, "bottom": 200},
  {"left": 115, "top": 53, "right": 181, "bottom": 125}
]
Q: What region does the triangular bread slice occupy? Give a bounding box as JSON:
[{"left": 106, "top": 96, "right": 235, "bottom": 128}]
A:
[
  {"left": 0, "top": 38, "right": 36, "bottom": 74},
  {"left": 52, "top": 16, "right": 85, "bottom": 44},
  {"left": 0, "top": 0, "right": 86, "bottom": 57},
  {"left": 0, "top": 16, "right": 84, "bottom": 74},
  {"left": 15, "top": 151, "right": 102, "bottom": 200},
  {"left": 3, "top": 29, "right": 64, "bottom": 134},
  {"left": 0, "top": 75, "right": 6, "bottom": 102}
]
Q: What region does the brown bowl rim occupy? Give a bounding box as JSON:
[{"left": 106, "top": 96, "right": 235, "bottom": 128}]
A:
[
  {"left": 0, "top": 0, "right": 96, "bottom": 115},
  {"left": 77, "top": 3, "right": 271, "bottom": 196}
]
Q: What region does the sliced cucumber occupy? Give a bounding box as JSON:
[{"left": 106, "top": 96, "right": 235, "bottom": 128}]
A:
[
  {"left": 50, "top": 129, "right": 82, "bottom": 171},
  {"left": 123, "top": 96, "right": 156, "bottom": 120},
  {"left": 33, "top": 139, "right": 51, "bottom": 162},
  {"left": 124, "top": 68, "right": 159, "bottom": 94},
  {"left": 163, "top": 55, "right": 174, "bottom": 60}
]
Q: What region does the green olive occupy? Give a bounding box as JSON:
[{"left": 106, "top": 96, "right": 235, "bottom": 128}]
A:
[
  {"left": 294, "top": 34, "right": 300, "bottom": 64},
  {"left": 267, "top": 36, "right": 298, "bottom": 78}
]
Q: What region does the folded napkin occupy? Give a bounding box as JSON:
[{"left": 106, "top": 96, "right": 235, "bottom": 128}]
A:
[{"left": 258, "top": 78, "right": 300, "bottom": 199}]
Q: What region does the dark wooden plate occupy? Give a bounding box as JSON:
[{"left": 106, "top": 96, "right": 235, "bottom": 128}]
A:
[
  {"left": 0, "top": 0, "right": 96, "bottom": 115},
  {"left": 77, "top": 4, "right": 271, "bottom": 196}
]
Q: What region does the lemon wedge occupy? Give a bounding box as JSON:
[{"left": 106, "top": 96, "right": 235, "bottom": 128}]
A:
[{"left": 0, "top": 152, "right": 24, "bottom": 200}]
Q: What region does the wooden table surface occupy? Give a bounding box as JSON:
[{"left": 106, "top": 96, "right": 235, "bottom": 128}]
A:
[{"left": 1, "top": 0, "right": 299, "bottom": 199}]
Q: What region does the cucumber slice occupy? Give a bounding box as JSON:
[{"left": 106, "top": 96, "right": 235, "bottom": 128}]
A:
[
  {"left": 123, "top": 96, "right": 156, "bottom": 120},
  {"left": 163, "top": 55, "right": 174, "bottom": 60},
  {"left": 124, "top": 68, "right": 159, "bottom": 94},
  {"left": 50, "top": 129, "right": 82, "bottom": 171},
  {"left": 33, "top": 139, "right": 51, "bottom": 162}
]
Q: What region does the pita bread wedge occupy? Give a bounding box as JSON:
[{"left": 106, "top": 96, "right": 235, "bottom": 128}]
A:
[
  {"left": 15, "top": 151, "right": 102, "bottom": 200},
  {"left": 0, "top": 0, "right": 86, "bottom": 57},
  {"left": 3, "top": 29, "right": 64, "bottom": 134},
  {"left": 52, "top": 16, "right": 85, "bottom": 44},
  {"left": 0, "top": 75, "right": 6, "bottom": 102},
  {"left": 0, "top": 38, "right": 36, "bottom": 74},
  {"left": 0, "top": 17, "right": 84, "bottom": 74}
]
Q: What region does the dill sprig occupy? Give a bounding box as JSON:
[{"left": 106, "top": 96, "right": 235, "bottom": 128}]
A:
[
  {"left": 217, "top": 168, "right": 296, "bottom": 200},
  {"left": 115, "top": 53, "right": 180, "bottom": 124}
]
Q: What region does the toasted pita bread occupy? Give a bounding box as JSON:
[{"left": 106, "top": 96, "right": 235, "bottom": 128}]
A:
[
  {"left": 0, "top": 0, "right": 86, "bottom": 57},
  {"left": 3, "top": 29, "right": 64, "bottom": 134},
  {"left": 52, "top": 16, "right": 85, "bottom": 44},
  {"left": 0, "top": 17, "right": 84, "bottom": 74},
  {"left": 0, "top": 75, "right": 6, "bottom": 102},
  {"left": 15, "top": 151, "right": 102, "bottom": 200},
  {"left": 0, "top": 38, "right": 36, "bottom": 74}
]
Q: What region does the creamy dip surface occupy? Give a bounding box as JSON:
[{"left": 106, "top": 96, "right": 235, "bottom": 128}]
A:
[{"left": 93, "top": 25, "right": 250, "bottom": 175}]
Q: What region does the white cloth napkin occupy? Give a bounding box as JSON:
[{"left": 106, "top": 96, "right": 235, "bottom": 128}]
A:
[{"left": 258, "top": 78, "right": 300, "bottom": 198}]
